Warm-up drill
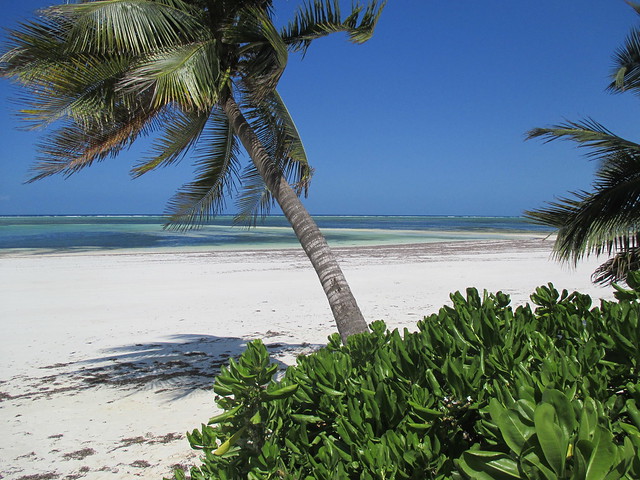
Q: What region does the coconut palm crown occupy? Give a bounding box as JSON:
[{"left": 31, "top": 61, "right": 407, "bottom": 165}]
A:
[
  {"left": 525, "top": 3, "right": 640, "bottom": 285},
  {"left": 0, "top": 0, "right": 385, "bottom": 341}
]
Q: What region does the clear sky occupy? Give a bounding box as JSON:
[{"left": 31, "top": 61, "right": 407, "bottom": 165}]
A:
[{"left": 0, "top": 1, "right": 638, "bottom": 216}]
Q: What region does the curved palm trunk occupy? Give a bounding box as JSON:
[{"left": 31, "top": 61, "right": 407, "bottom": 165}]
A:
[{"left": 222, "top": 96, "right": 368, "bottom": 343}]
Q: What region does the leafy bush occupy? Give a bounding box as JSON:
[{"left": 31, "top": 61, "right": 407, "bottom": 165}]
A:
[{"left": 169, "top": 279, "right": 640, "bottom": 479}]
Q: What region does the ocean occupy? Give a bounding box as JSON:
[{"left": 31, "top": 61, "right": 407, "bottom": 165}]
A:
[{"left": 0, "top": 215, "right": 552, "bottom": 253}]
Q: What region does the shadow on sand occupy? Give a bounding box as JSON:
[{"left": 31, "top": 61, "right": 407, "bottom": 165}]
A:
[
  {"left": 6, "top": 335, "right": 323, "bottom": 403},
  {"left": 65, "top": 334, "right": 321, "bottom": 398}
]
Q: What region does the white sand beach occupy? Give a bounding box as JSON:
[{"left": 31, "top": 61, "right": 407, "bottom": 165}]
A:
[{"left": 0, "top": 238, "right": 615, "bottom": 479}]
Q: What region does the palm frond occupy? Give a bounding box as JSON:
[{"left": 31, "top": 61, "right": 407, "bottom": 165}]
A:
[
  {"left": 165, "top": 107, "right": 241, "bottom": 228},
  {"left": 234, "top": 164, "right": 275, "bottom": 225},
  {"left": 282, "top": 0, "right": 386, "bottom": 56},
  {"left": 525, "top": 190, "right": 640, "bottom": 264},
  {"left": 229, "top": 6, "right": 288, "bottom": 99},
  {"left": 217, "top": 85, "right": 310, "bottom": 225},
  {"left": 526, "top": 121, "right": 640, "bottom": 266},
  {"left": 609, "top": 25, "right": 640, "bottom": 94},
  {"left": 53, "top": 0, "right": 204, "bottom": 56},
  {"left": 592, "top": 247, "right": 640, "bottom": 285},
  {"left": 122, "top": 40, "right": 223, "bottom": 111},
  {"left": 0, "top": 12, "right": 132, "bottom": 128},
  {"left": 241, "top": 88, "right": 312, "bottom": 192},
  {"left": 526, "top": 119, "right": 640, "bottom": 161},
  {"left": 226, "top": 83, "right": 314, "bottom": 224},
  {"left": 133, "top": 108, "right": 210, "bottom": 177},
  {"left": 0, "top": 13, "right": 72, "bottom": 80},
  {"left": 28, "top": 100, "right": 162, "bottom": 181},
  {"left": 16, "top": 54, "right": 135, "bottom": 129},
  {"left": 268, "top": 91, "right": 312, "bottom": 195}
]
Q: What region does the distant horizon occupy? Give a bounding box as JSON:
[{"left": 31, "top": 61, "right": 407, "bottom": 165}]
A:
[{"left": 0, "top": 212, "right": 533, "bottom": 219}]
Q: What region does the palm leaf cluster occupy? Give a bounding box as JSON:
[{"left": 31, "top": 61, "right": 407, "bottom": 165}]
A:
[
  {"left": 0, "top": 0, "right": 384, "bottom": 226},
  {"left": 525, "top": 5, "right": 640, "bottom": 285}
]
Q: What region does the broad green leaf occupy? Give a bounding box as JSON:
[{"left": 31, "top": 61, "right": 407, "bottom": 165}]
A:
[
  {"left": 515, "top": 399, "right": 536, "bottom": 421},
  {"left": 585, "top": 427, "right": 617, "bottom": 480},
  {"left": 316, "top": 383, "right": 345, "bottom": 396},
  {"left": 626, "top": 399, "right": 640, "bottom": 430},
  {"left": 407, "top": 422, "right": 431, "bottom": 431},
  {"left": 213, "top": 426, "right": 246, "bottom": 456},
  {"left": 261, "top": 384, "right": 299, "bottom": 400},
  {"left": 250, "top": 410, "right": 262, "bottom": 424},
  {"left": 173, "top": 468, "right": 187, "bottom": 480},
  {"left": 578, "top": 398, "right": 599, "bottom": 442},
  {"left": 291, "top": 414, "right": 324, "bottom": 423},
  {"left": 534, "top": 403, "right": 567, "bottom": 476},
  {"left": 574, "top": 446, "right": 588, "bottom": 480},
  {"left": 408, "top": 401, "right": 443, "bottom": 420},
  {"left": 619, "top": 422, "right": 640, "bottom": 449},
  {"left": 208, "top": 405, "right": 241, "bottom": 425},
  {"left": 541, "top": 389, "right": 577, "bottom": 439},
  {"left": 488, "top": 398, "right": 534, "bottom": 456},
  {"left": 521, "top": 441, "right": 559, "bottom": 480},
  {"left": 457, "top": 451, "right": 521, "bottom": 480}
]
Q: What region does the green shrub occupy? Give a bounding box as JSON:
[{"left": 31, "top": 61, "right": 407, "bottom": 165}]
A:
[{"left": 169, "top": 278, "right": 640, "bottom": 479}]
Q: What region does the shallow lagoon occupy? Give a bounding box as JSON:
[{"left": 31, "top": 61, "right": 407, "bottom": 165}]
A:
[{"left": 0, "top": 215, "right": 552, "bottom": 252}]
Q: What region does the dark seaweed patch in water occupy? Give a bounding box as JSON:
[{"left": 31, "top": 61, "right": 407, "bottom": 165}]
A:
[{"left": 0, "top": 231, "right": 163, "bottom": 249}]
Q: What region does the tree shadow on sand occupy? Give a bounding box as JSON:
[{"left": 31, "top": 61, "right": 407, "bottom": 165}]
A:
[{"left": 24, "top": 335, "right": 322, "bottom": 401}]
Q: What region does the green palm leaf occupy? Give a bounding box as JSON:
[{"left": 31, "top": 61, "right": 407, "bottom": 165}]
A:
[
  {"left": 0, "top": 14, "right": 72, "bottom": 81},
  {"left": 230, "top": 6, "right": 288, "bottom": 99},
  {"left": 282, "top": 0, "right": 385, "bottom": 55},
  {"left": 592, "top": 248, "right": 640, "bottom": 284},
  {"left": 28, "top": 99, "right": 162, "bottom": 181},
  {"left": 526, "top": 120, "right": 640, "bottom": 284},
  {"left": 526, "top": 119, "right": 640, "bottom": 160},
  {"left": 122, "top": 40, "right": 224, "bottom": 111},
  {"left": 165, "top": 108, "right": 241, "bottom": 228},
  {"left": 242, "top": 89, "right": 311, "bottom": 185},
  {"left": 610, "top": 19, "right": 640, "bottom": 93},
  {"left": 133, "top": 107, "right": 210, "bottom": 177},
  {"left": 232, "top": 87, "right": 312, "bottom": 223},
  {"left": 55, "top": 0, "right": 203, "bottom": 56},
  {"left": 1, "top": 10, "right": 138, "bottom": 128},
  {"left": 19, "top": 55, "right": 135, "bottom": 128},
  {"left": 234, "top": 164, "right": 275, "bottom": 225},
  {"left": 268, "top": 90, "right": 312, "bottom": 196}
]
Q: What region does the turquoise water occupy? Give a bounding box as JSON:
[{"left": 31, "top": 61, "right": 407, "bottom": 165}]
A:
[{"left": 0, "top": 215, "right": 551, "bottom": 253}]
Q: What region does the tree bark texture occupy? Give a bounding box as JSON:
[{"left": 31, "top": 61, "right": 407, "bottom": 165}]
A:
[{"left": 222, "top": 96, "right": 368, "bottom": 343}]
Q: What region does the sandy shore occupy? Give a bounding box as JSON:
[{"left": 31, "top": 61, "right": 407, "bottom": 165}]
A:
[{"left": 0, "top": 238, "right": 615, "bottom": 479}]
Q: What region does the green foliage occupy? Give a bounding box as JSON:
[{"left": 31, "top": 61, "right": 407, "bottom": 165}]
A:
[{"left": 170, "top": 284, "right": 640, "bottom": 479}]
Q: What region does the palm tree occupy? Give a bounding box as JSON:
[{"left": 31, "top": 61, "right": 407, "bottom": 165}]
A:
[
  {"left": 525, "top": 5, "right": 640, "bottom": 285},
  {"left": 0, "top": 0, "right": 385, "bottom": 342}
]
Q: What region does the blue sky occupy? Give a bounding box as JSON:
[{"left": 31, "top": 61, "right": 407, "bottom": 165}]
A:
[{"left": 0, "top": 1, "right": 638, "bottom": 216}]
